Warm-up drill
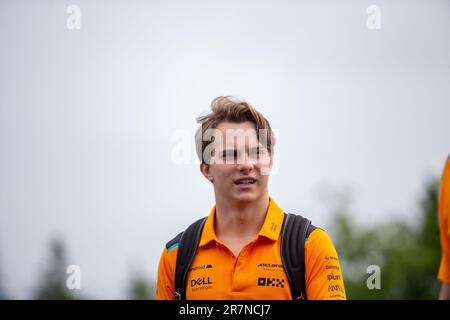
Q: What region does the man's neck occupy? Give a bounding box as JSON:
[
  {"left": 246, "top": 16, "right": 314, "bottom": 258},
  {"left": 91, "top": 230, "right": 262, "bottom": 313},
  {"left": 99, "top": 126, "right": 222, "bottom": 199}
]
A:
[{"left": 214, "top": 193, "right": 270, "bottom": 239}]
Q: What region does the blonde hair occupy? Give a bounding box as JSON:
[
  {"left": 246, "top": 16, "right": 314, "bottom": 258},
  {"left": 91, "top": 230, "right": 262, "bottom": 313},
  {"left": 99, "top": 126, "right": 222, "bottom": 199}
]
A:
[{"left": 195, "top": 96, "right": 275, "bottom": 164}]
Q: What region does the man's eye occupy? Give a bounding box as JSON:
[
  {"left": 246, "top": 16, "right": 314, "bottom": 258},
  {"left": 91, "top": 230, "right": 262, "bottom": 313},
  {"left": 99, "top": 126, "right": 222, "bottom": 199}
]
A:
[
  {"left": 251, "top": 149, "right": 265, "bottom": 158},
  {"left": 223, "top": 151, "right": 237, "bottom": 159}
]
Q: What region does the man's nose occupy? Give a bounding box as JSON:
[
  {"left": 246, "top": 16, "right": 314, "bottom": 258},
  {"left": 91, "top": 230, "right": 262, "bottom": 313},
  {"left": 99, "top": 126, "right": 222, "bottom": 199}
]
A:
[{"left": 237, "top": 151, "right": 254, "bottom": 171}]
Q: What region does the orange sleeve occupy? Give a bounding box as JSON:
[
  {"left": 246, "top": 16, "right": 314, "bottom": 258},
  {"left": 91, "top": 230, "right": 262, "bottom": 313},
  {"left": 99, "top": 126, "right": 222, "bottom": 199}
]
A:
[
  {"left": 155, "top": 246, "right": 178, "bottom": 300},
  {"left": 438, "top": 158, "right": 450, "bottom": 284},
  {"left": 304, "top": 228, "right": 346, "bottom": 300}
]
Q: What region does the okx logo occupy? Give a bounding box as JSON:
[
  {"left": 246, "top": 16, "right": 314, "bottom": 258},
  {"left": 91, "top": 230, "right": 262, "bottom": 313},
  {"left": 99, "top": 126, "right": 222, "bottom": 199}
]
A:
[
  {"left": 191, "top": 277, "right": 213, "bottom": 288},
  {"left": 257, "top": 277, "right": 285, "bottom": 288}
]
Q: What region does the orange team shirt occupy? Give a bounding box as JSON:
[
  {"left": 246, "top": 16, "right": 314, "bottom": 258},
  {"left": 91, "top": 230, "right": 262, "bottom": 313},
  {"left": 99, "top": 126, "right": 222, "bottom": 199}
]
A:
[
  {"left": 156, "top": 197, "right": 346, "bottom": 300},
  {"left": 438, "top": 156, "right": 450, "bottom": 284}
]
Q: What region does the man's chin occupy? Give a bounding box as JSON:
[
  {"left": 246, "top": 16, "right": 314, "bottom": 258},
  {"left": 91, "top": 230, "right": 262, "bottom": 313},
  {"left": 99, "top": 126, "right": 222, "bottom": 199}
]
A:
[{"left": 231, "top": 192, "right": 258, "bottom": 203}]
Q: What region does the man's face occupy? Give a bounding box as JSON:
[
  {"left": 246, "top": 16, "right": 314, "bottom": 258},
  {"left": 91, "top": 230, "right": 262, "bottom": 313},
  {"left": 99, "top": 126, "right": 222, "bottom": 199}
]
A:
[{"left": 200, "top": 121, "right": 272, "bottom": 204}]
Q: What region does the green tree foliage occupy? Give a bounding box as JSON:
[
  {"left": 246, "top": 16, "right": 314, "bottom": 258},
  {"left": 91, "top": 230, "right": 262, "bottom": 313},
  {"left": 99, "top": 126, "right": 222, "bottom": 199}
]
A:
[
  {"left": 331, "top": 178, "right": 441, "bottom": 299},
  {"left": 128, "top": 274, "right": 155, "bottom": 300}
]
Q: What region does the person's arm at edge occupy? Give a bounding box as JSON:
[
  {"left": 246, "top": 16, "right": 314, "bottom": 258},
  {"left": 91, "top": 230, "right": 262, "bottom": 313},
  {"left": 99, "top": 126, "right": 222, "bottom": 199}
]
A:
[
  {"left": 155, "top": 246, "right": 177, "bottom": 300},
  {"left": 438, "top": 222, "right": 450, "bottom": 299},
  {"left": 438, "top": 159, "right": 450, "bottom": 300},
  {"left": 438, "top": 225, "right": 450, "bottom": 300},
  {"left": 304, "top": 228, "right": 347, "bottom": 300},
  {"left": 439, "top": 283, "right": 450, "bottom": 300}
]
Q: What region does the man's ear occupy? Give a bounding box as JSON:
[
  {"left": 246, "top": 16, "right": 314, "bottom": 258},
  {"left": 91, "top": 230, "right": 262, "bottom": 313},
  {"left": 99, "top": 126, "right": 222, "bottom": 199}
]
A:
[{"left": 200, "top": 163, "right": 214, "bottom": 183}]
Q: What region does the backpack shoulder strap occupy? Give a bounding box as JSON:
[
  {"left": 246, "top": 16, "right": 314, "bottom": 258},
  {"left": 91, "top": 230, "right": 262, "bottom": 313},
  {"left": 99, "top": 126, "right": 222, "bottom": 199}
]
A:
[
  {"left": 280, "top": 212, "right": 316, "bottom": 300},
  {"left": 166, "top": 232, "right": 183, "bottom": 252},
  {"left": 171, "top": 217, "right": 207, "bottom": 300}
]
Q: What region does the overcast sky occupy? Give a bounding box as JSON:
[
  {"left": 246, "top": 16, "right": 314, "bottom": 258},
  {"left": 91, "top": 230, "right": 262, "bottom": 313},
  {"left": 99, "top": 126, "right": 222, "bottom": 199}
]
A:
[{"left": 0, "top": 0, "right": 449, "bottom": 299}]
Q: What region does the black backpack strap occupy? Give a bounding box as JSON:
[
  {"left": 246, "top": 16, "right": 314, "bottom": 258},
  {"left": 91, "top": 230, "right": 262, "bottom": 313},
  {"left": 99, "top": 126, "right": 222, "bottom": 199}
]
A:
[
  {"left": 280, "top": 212, "right": 316, "bottom": 300},
  {"left": 172, "top": 217, "right": 207, "bottom": 300},
  {"left": 166, "top": 232, "right": 183, "bottom": 252}
]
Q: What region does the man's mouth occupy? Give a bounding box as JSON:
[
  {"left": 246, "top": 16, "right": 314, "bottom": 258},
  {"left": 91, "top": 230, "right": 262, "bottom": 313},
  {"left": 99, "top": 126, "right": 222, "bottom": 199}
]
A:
[{"left": 234, "top": 178, "right": 257, "bottom": 185}]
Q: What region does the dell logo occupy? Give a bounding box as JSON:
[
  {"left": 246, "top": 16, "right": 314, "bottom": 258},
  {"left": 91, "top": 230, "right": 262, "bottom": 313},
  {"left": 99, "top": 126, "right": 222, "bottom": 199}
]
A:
[{"left": 191, "top": 277, "right": 213, "bottom": 287}]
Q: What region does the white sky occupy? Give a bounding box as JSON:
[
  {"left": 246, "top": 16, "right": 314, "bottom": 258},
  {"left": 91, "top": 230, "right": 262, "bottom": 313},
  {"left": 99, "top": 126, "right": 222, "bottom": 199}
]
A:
[{"left": 0, "top": 0, "right": 449, "bottom": 299}]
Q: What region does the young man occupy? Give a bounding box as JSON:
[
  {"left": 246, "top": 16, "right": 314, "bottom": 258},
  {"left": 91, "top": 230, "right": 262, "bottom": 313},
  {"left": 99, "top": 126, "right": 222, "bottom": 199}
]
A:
[
  {"left": 438, "top": 156, "right": 450, "bottom": 300},
  {"left": 156, "top": 96, "right": 346, "bottom": 300}
]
